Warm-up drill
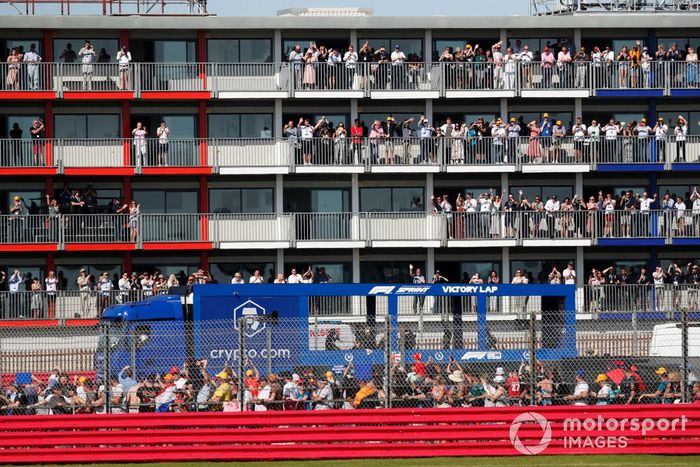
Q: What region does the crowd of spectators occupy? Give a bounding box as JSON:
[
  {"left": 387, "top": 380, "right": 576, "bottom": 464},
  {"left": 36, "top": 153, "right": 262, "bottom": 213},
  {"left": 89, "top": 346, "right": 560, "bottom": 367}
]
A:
[
  {"left": 281, "top": 113, "right": 694, "bottom": 166},
  {"left": 284, "top": 39, "right": 700, "bottom": 91},
  {"left": 429, "top": 187, "right": 700, "bottom": 240},
  {"left": 5, "top": 40, "right": 131, "bottom": 91},
  {"left": 2, "top": 357, "right": 699, "bottom": 415}
]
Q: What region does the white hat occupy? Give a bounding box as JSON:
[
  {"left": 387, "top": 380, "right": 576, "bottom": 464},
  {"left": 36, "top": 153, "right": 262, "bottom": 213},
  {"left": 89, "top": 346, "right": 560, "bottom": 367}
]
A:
[
  {"left": 292, "top": 373, "right": 300, "bottom": 382},
  {"left": 494, "top": 375, "right": 506, "bottom": 384},
  {"left": 495, "top": 367, "right": 505, "bottom": 376}
]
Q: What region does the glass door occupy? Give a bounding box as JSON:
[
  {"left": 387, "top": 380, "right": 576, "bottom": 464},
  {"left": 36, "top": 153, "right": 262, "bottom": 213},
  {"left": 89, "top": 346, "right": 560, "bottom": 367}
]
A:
[
  {"left": 310, "top": 189, "right": 349, "bottom": 240},
  {"left": 133, "top": 190, "right": 198, "bottom": 242}
]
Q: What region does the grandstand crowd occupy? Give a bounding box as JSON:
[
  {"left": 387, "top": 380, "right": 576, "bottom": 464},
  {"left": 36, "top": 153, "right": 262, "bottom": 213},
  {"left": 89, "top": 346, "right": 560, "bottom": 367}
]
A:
[{"left": 2, "top": 357, "right": 700, "bottom": 415}]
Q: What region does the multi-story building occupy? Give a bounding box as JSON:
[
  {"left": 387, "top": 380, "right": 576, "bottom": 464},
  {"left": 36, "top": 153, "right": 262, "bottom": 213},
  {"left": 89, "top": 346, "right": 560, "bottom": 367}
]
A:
[{"left": 1, "top": 3, "right": 700, "bottom": 319}]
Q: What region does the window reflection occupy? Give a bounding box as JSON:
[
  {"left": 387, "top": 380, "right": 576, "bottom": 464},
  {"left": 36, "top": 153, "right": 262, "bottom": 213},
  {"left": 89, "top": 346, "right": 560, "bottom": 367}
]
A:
[{"left": 209, "top": 188, "right": 273, "bottom": 213}]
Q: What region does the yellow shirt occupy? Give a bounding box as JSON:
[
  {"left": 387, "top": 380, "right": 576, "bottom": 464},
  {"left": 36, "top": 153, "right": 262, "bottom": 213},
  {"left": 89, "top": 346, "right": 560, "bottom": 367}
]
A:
[{"left": 353, "top": 386, "right": 376, "bottom": 407}]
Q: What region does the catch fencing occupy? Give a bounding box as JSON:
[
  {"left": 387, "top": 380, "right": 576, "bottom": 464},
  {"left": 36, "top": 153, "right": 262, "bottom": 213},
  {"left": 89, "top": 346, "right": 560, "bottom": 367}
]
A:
[{"left": 1, "top": 305, "right": 698, "bottom": 414}]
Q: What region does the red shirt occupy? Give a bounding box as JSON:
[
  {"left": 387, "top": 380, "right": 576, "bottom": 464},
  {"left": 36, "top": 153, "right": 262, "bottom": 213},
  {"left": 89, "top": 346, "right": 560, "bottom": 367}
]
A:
[
  {"left": 507, "top": 375, "right": 521, "bottom": 398},
  {"left": 413, "top": 362, "right": 426, "bottom": 377},
  {"left": 351, "top": 125, "right": 363, "bottom": 144}
]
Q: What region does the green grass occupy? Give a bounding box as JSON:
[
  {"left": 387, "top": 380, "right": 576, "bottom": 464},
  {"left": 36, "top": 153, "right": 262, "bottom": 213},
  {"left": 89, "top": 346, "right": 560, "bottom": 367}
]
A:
[{"left": 39, "top": 456, "right": 700, "bottom": 467}]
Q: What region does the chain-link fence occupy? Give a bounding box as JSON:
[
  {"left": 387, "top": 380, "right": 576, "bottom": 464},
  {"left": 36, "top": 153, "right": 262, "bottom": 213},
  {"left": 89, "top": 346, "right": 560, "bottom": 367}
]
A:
[{"left": 1, "top": 305, "right": 698, "bottom": 415}]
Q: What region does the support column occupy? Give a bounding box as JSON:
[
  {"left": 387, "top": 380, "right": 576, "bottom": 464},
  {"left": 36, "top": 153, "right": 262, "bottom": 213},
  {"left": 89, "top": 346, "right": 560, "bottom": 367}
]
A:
[
  {"left": 275, "top": 174, "right": 284, "bottom": 213},
  {"left": 501, "top": 247, "right": 510, "bottom": 282},
  {"left": 575, "top": 246, "right": 584, "bottom": 286},
  {"left": 273, "top": 99, "right": 283, "bottom": 138},
  {"left": 124, "top": 251, "right": 133, "bottom": 274},
  {"left": 350, "top": 99, "right": 358, "bottom": 124},
  {"left": 573, "top": 28, "right": 581, "bottom": 49},
  {"left": 575, "top": 173, "right": 583, "bottom": 198},
  {"left": 424, "top": 99, "right": 433, "bottom": 123},
  {"left": 200, "top": 251, "right": 209, "bottom": 271},
  {"left": 273, "top": 29, "right": 282, "bottom": 63},
  {"left": 276, "top": 249, "right": 284, "bottom": 276},
  {"left": 123, "top": 176, "right": 132, "bottom": 201},
  {"left": 574, "top": 97, "right": 582, "bottom": 119},
  {"left": 425, "top": 173, "right": 434, "bottom": 213},
  {"left": 501, "top": 172, "right": 509, "bottom": 192},
  {"left": 499, "top": 29, "right": 507, "bottom": 46},
  {"left": 199, "top": 100, "right": 207, "bottom": 166},
  {"left": 121, "top": 101, "right": 131, "bottom": 167},
  {"left": 352, "top": 248, "right": 360, "bottom": 283},
  {"left": 120, "top": 30, "right": 129, "bottom": 49},
  {"left": 426, "top": 248, "right": 435, "bottom": 281},
  {"left": 43, "top": 30, "right": 53, "bottom": 62},
  {"left": 44, "top": 101, "right": 53, "bottom": 167},
  {"left": 424, "top": 29, "right": 432, "bottom": 64},
  {"left": 47, "top": 252, "right": 55, "bottom": 274},
  {"left": 499, "top": 97, "right": 508, "bottom": 119},
  {"left": 197, "top": 31, "right": 206, "bottom": 62},
  {"left": 351, "top": 174, "right": 359, "bottom": 212},
  {"left": 349, "top": 30, "right": 357, "bottom": 48}
]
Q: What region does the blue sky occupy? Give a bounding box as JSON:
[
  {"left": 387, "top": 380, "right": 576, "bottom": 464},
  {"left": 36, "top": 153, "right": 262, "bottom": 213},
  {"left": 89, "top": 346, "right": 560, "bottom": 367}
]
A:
[{"left": 207, "top": 0, "right": 528, "bottom": 16}]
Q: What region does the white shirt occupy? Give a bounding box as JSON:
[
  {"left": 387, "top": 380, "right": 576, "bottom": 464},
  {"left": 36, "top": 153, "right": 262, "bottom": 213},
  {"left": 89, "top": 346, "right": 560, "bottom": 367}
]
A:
[
  {"left": 517, "top": 50, "right": 533, "bottom": 62},
  {"left": 573, "top": 124, "right": 587, "bottom": 140},
  {"left": 287, "top": 273, "right": 302, "bottom": 284},
  {"left": 45, "top": 277, "right": 58, "bottom": 292},
  {"left": 597, "top": 383, "right": 611, "bottom": 400},
  {"left": 654, "top": 124, "right": 668, "bottom": 140},
  {"left": 694, "top": 198, "right": 700, "bottom": 214},
  {"left": 343, "top": 51, "right": 358, "bottom": 64},
  {"left": 390, "top": 50, "right": 406, "bottom": 63},
  {"left": 23, "top": 50, "right": 41, "bottom": 64},
  {"left": 676, "top": 201, "right": 686, "bottom": 218},
  {"left": 230, "top": 277, "right": 244, "bottom": 284},
  {"left": 80, "top": 47, "right": 95, "bottom": 63},
  {"left": 563, "top": 268, "right": 576, "bottom": 285},
  {"left": 255, "top": 384, "right": 271, "bottom": 411},
  {"left": 117, "top": 50, "right": 131, "bottom": 65},
  {"left": 249, "top": 276, "right": 264, "bottom": 284},
  {"left": 545, "top": 199, "right": 560, "bottom": 213},
  {"left": 119, "top": 278, "right": 131, "bottom": 291},
  {"left": 479, "top": 198, "right": 493, "bottom": 212},
  {"left": 157, "top": 127, "right": 169, "bottom": 143},
  {"left": 573, "top": 381, "right": 589, "bottom": 406},
  {"left": 283, "top": 381, "right": 301, "bottom": 400},
  {"left": 300, "top": 126, "right": 314, "bottom": 139},
  {"left": 639, "top": 197, "right": 653, "bottom": 211},
  {"left": 603, "top": 125, "right": 619, "bottom": 140},
  {"left": 8, "top": 274, "right": 21, "bottom": 292},
  {"left": 675, "top": 125, "right": 688, "bottom": 141},
  {"left": 636, "top": 124, "right": 650, "bottom": 138},
  {"left": 312, "top": 384, "right": 333, "bottom": 409}
]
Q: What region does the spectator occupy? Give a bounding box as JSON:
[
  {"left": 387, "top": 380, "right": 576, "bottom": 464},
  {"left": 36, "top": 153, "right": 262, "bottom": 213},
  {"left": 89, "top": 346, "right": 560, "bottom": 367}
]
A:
[
  {"left": 638, "top": 367, "right": 669, "bottom": 404},
  {"left": 78, "top": 41, "right": 96, "bottom": 90},
  {"left": 116, "top": 45, "right": 131, "bottom": 90},
  {"left": 674, "top": 116, "right": 688, "bottom": 162},
  {"left": 132, "top": 122, "right": 147, "bottom": 166},
  {"left": 5, "top": 48, "right": 21, "bottom": 90},
  {"left": 29, "top": 119, "right": 45, "bottom": 166},
  {"left": 409, "top": 264, "right": 426, "bottom": 313},
  {"left": 249, "top": 269, "right": 264, "bottom": 284},
  {"left": 564, "top": 369, "right": 589, "bottom": 406},
  {"left": 156, "top": 121, "right": 169, "bottom": 166},
  {"left": 45, "top": 270, "right": 58, "bottom": 318},
  {"left": 23, "top": 43, "right": 42, "bottom": 91},
  {"left": 97, "top": 272, "right": 113, "bottom": 316}
]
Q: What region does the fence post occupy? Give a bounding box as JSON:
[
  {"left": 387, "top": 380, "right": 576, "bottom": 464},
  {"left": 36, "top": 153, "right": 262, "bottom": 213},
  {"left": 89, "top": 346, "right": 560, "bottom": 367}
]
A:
[
  {"left": 237, "top": 316, "right": 245, "bottom": 412},
  {"left": 529, "top": 307, "right": 537, "bottom": 406},
  {"left": 102, "top": 321, "right": 111, "bottom": 414},
  {"left": 130, "top": 327, "right": 137, "bottom": 381},
  {"left": 265, "top": 324, "right": 272, "bottom": 377},
  {"left": 384, "top": 318, "right": 392, "bottom": 409},
  {"left": 682, "top": 306, "right": 689, "bottom": 403}
]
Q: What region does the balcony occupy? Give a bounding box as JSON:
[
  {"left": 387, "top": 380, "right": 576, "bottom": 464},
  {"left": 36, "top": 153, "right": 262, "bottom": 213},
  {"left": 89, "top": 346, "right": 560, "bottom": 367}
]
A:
[
  {"left": 0, "top": 209, "right": 697, "bottom": 252},
  {"left": 2, "top": 61, "right": 699, "bottom": 99},
  {"left": 1, "top": 136, "right": 697, "bottom": 176}
]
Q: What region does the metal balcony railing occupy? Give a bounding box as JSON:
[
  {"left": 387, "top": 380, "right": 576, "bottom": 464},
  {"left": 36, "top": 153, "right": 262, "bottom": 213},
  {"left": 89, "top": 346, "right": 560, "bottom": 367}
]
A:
[
  {"left": 2, "top": 61, "right": 700, "bottom": 95},
  {"left": 1, "top": 136, "right": 698, "bottom": 171}
]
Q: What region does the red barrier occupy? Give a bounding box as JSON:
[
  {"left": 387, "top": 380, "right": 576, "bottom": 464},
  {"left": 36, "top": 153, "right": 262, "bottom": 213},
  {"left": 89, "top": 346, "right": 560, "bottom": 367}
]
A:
[{"left": 0, "top": 405, "right": 699, "bottom": 463}]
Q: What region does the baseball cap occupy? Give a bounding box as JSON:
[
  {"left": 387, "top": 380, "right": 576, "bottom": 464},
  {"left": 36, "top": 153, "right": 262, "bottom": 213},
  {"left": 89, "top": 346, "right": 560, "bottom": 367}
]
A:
[
  {"left": 292, "top": 373, "right": 300, "bottom": 382},
  {"left": 595, "top": 374, "right": 608, "bottom": 383},
  {"left": 394, "top": 44, "right": 400, "bottom": 49},
  {"left": 325, "top": 371, "right": 334, "bottom": 380},
  {"left": 78, "top": 376, "right": 87, "bottom": 383},
  {"left": 655, "top": 367, "right": 667, "bottom": 375},
  {"left": 246, "top": 369, "right": 254, "bottom": 377},
  {"left": 641, "top": 118, "right": 647, "bottom": 123},
  {"left": 216, "top": 371, "right": 229, "bottom": 379},
  {"left": 495, "top": 367, "right": 505, "bottom": 375},
  {"left": 543, "top": 113, "right": 549, "bottom": 118},
  {"left": 163, "top": 373, "right": 174, "bottom": 382},
  {"left": 556, "top": 120, "right": 562, "bottom": 125},
  {"left": 494, "top": 375, "right": 505, "bottom": 384},
  {"left": 13, "top": 196, "right": 20, "bottom": 201},
  {"left": 510, "top": 117, "right": 516, "bottom": 122},
  {"left": 576, "top": 369, "right": 585, "bottom": 377},
  {"left": 169, "top": 366, "right": 180, "bottom": 375},
  {"left": 413, "top": 352, "right": 422, "bottom": 361}
]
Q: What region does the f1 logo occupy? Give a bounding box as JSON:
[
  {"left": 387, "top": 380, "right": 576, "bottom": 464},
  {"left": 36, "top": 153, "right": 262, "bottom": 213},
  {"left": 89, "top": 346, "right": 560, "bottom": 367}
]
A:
[{"left": 368, "top": 286, "right": 395, "bottom": 295}]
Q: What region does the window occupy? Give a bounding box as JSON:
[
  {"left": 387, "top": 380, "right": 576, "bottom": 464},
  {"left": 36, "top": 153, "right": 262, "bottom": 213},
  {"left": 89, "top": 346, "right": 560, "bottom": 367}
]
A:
[
  {"left": 5, "top": 116, "right": 39, "bottom": 139},
  {"left": 286, "top": 262, "right": 351, "bottom": 284},
  {"left": 211, "top": 262, "right": 274, "bottom": 283},
  {"left": 360, "top": 38, "right": 423, "bottom": 61},
  {"left": 433, "top": 38, "right": 498, "bottom": 61},
  {"left": 507, "top": 38, "right": 559, "bottom": 58},
  {"left": 657, "top": 112, "right": 700, "bottom": 135},
  {"left": 657, "top": 37, "right": 700, "bottom": 54},
  {"left": 208, "top": 114, "right": 273, "bottom": 138},
  {"left": 359, "top": 113, "right": 422, "bottom": 132},
  {"left": 208, "top": 39, "right": 272, "bottom": 63},
  {"left": 132, "top": 190, "right": 198, "bottom": 213},
  {"left": 360, "top": 187, "right": 424, "bottom": 212},
  {"left": 511, "top": 259, "right": 573, "bottom": 284},
  {"left": 4, "top": 40, "right": 42, "bottom": 60},
  {"left": 360, "top": 261, "right": 416, "bottom": 283},
  {"left": 282, "top": 39, "right": 351, "bottom": 61},
  {"left": 659, "top": 185, "right": 693, "bottom": 201},
  {"left": 509, "top": 112, "right": 573, "bottom": 128},
  {"left": 54, "top": 39, "right": 118, "bottom": 62},
  {"left": 460, "top": 262, "right": 501, "bottom": 282},
  {"left": 58, "top": 265, "right": 120, "bottom": 290},
  {"left": 209, "top": 188, "right": 273, "bottom": 213},
  {"left": 154, "top": 40, "right": 196, "bottom": 62},
  {"left": 55, "top": 114, "right": 120, "bottom": 139},
  {"left": 510, "top": 185, "right": 574, "bottom": 202}
]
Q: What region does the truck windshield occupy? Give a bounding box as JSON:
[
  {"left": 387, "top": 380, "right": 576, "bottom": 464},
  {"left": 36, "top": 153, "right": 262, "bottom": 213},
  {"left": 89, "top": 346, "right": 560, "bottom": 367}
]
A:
[{"left": 97, "top": 321, "right": 125, "bottom": 351}]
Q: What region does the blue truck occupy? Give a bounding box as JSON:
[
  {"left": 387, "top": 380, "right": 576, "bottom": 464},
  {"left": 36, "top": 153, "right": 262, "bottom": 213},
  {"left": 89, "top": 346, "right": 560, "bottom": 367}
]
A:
[{"left": 95, "top": 283, "right": 577, "bottom": 381}]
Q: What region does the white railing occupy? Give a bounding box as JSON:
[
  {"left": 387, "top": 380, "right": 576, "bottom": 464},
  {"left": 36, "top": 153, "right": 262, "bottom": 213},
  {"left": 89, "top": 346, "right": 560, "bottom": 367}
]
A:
[{"left": 1, "top": 61, "right": 700, "bottom": 95}]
